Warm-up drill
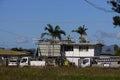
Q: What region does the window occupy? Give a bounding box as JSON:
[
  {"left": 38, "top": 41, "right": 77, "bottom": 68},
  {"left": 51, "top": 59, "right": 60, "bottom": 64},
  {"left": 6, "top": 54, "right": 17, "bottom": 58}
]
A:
[
  {"left": 79, "top": 45, "right": 89, "bottom": 51},
  {"left": 83, "top": 59, "right": 89, "bottom": 64},
  {"left": 64, "top": 45, "right": 73, "bottom": 51},
  {"left": 118, "top": 61, "right": 120, "bottom": 64},
  {"left": 21, "top": 58, "right": 27, "bottom": 63}
]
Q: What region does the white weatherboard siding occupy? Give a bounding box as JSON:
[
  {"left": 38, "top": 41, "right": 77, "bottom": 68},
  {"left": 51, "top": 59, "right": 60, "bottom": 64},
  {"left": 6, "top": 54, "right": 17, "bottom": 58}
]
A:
[
  {"left": 39, "top": 44, "right": 60, "bottom": 56},
  {"left": 65, "top": 45, "right": 95, "bottom": 66},
  {"left": 80, "top": 49, "right": 94, "bottom": 57},
  {"left": 74, "top": 45, "right": 80, "bottom": 56},
  {"left": 65, "top": 51, "right": 74, "bottom": 57}
]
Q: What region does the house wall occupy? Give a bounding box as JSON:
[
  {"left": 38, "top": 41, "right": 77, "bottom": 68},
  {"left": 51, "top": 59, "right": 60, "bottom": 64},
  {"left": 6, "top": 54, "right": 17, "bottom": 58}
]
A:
[
  {"left": 65, "top": 45, "right": 94, "bottom": 57},
  {"left": 39, "top": 44, "right": 61, "bottom": 56},
  {"left": 80, "top": 48, "right": 94, "bottom": 57},
  {"left": 65, "top": 45, "right": 95, "bottom": 66}
]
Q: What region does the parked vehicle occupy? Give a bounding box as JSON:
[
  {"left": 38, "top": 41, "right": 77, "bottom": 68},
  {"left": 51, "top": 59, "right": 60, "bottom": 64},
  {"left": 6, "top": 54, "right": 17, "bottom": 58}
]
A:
[
  {"left": 81, "top": 58, "right": 91, "bottom": 67},
  {"left": 8, "top": 59, "right": 18, "bottom": 66},
  {"left": 80, "top": 57, "right": 120, "bottom": 68},
  {"left": 19, "top": 57, "right": 45, "bottom": 67}
]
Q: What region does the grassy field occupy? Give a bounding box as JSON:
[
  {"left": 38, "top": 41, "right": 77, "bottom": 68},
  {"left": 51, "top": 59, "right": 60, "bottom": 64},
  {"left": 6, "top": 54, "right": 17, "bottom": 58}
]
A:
[{"left": 0, "top": 66, "right": 120, "bottom": 80}]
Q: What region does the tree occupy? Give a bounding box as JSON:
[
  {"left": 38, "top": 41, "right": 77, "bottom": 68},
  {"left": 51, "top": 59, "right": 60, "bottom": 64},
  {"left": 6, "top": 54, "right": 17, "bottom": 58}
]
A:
[
  {"left": 72, "top": 25, "right": 88, "bottom": 42},
  {"left": 41, "top": 24, "right": 66, "bottom": 57},
  {"left": 114, "top": 48, "right": 120, "bottom": 56},
  {"left": 41, "top": 24, "right": 66, "bottom": 41},
  {"left": 67, "top": 35, "right": 71, "bottom": 41},
  {"left": 11, "top": 47, "right": 21, "bottom": 51},
  {"left": 108, "top": 0, "right": 120, "bottom": 27},
  {"left": 114, "top": 44, "right": 119, "bottom": 51},
  {"left": 11, "top": 47, "right": 35, "bottom": 56},
  {"left": 114, "top": 44, "right": 120, "bottom": 56}
]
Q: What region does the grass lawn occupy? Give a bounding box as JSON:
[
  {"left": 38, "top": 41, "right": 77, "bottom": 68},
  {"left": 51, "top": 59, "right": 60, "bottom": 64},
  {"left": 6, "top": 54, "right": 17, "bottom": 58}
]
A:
[{"left": 0, "top": 66, "right": 120, "bottom": 80}]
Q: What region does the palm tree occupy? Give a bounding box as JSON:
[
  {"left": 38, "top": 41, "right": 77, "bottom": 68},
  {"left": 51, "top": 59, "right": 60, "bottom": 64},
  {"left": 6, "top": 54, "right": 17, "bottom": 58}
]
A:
[
  {"left": 72, "top": 25, "right": 88, "bottom": 42},
  {"left": 41, "top": 24, "right": 66, "bottom": 57},
  {"left": 41, "top": 24, "right": 66, "bottom": 41}
]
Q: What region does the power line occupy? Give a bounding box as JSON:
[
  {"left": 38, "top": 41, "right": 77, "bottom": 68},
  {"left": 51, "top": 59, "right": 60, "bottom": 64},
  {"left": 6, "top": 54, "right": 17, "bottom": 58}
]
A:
[
  {"left": 0, "top": 19, "right": 112, "bottom": 24},
  {"left": 0, "top": 28, "right": 38, "bottom": 39},
  {"left": 84, "top": 0, "right": 114, "bottom": 12},
  {"left": 0, "top": 28, "right": 41, "bottom": 44},
  {"left": 0, "top": 28, "right": 27, "bottom": 38}
]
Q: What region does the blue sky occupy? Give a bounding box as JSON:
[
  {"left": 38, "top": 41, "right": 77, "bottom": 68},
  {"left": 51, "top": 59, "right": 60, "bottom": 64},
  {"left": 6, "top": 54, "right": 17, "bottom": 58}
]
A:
[{"left": 0, "top": 0, "right": 120, "bottom": 49}]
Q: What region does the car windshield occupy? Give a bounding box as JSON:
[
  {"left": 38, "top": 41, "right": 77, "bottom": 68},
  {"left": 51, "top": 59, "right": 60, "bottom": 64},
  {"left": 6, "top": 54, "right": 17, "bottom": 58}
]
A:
[{"left": 21, "top": 58, "right": 27, "bottom": 63}]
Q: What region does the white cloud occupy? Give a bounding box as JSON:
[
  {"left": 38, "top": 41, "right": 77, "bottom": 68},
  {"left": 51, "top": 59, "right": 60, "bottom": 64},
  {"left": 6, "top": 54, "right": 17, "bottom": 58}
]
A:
[
  {"left": 117, "top": 32, "right": 120, "bottom": 39},
  {"left": 94, "top": 30, "right": 116, "bottom": 39},
  {"left": 16, "top": 37, "right": 28, "bottom": 43},
  {"left": 100, "top": 31, "right": 114, "bottom": 38}
]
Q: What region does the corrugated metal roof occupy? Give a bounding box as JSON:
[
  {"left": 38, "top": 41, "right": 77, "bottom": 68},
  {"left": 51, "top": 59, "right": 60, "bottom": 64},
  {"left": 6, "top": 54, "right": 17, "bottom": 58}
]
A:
[{"left": 39, "top": 41, "right": 96, "bottom": 45}]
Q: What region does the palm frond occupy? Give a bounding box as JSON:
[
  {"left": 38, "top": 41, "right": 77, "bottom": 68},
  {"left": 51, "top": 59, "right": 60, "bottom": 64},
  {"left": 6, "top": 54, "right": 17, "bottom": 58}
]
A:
[
  {"left": 59, "top": 30, "right": 66, "bottom": 35},
  {"left": 72, "top": 30, "right": 77, "bottom": 32},
  {"left": 42, "top": 24, "right": 66, "bottom": 40},
  {"left": 55, "top": 25, "right": 60, "bottom": 30},
  {"left": 72, "top": 25, "right": 88, "bottom": 38},
  {"left": 55, "top": 30, "right": 66, "bottom": 40},
  {"left": 57, "top": 34, "right": 62, "bottom": 40},
  {"left": 83, "top": 32, "right": 87, "bottom": 36},
  {"left": 45, "top": 24, "right": 54, "bottom": 33},
  {"left": 41, "top": 32, "right": 49, "bottom": 38}
]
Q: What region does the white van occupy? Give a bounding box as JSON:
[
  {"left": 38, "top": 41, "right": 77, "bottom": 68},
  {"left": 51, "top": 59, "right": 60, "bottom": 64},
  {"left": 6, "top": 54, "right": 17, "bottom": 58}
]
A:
[
  {"left": 19, "top": 57, "right": 45, "bottom": 67},
  {"left": 8, "top": 59, "right": 18, "bottom": 66}
]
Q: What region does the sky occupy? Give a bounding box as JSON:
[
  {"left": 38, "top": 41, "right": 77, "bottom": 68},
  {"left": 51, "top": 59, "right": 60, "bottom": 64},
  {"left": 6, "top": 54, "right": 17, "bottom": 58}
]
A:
[{"left": 0, "top": 0, "right": 120, "bottom": 49}]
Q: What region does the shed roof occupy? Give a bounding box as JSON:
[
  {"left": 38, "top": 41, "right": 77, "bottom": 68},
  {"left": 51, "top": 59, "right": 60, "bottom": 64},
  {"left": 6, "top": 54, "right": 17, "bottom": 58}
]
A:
[
  {"left": 0, "top": 49, "right": 28, "bottom": 56},
  {"left": 39, "top": 41, "right": 96, "bottom": 46}
]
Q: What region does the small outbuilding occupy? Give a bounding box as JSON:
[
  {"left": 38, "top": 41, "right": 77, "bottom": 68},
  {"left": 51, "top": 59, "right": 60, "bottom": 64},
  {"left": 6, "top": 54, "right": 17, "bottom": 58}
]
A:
[{"left": 0, "top": 49, "right": 29, "bottom": 66}]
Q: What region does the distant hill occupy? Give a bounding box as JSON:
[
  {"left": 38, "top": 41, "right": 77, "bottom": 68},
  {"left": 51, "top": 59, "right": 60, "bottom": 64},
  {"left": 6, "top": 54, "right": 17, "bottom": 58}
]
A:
[{"left": 101, "top": 45, "right": 115, "bottom": 55}]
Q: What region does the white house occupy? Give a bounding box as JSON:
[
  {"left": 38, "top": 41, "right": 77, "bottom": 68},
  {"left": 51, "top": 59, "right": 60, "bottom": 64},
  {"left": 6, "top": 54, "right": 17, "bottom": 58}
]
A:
[
  {"left": 38, "top": 40, "right": 97, "bottom": 66},
  {"left": 63, "top": 43, "right": 95, "bottom": 66}
]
